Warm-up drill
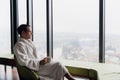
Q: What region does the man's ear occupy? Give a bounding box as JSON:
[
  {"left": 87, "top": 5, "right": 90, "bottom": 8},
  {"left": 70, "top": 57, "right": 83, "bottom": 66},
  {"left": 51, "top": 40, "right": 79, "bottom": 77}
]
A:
[{"left": 21, "top": 31, "right": 25, "bottom": 36}]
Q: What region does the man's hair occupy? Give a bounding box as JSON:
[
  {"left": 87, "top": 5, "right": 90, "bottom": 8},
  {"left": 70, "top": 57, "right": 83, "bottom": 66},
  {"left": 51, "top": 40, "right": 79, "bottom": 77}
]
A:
[{"left": 17, "top": 24, "right": 30, "bottom": 35}]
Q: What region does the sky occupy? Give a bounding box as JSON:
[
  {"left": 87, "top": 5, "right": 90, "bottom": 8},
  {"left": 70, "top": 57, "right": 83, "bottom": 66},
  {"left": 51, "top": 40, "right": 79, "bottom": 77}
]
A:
[{"left": 1, "top": 0, "right": 120, "bottom": 35}]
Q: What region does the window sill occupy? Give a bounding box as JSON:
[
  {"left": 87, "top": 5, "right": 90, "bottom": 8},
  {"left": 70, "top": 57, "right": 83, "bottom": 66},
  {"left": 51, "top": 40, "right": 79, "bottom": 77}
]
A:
[{"left": 55, "top": 59, "right": 120, "bottom": 80}]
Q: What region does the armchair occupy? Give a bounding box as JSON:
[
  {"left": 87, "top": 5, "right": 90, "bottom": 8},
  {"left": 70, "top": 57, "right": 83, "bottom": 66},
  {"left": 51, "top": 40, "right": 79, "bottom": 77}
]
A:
[{"left": 14, "top": 56, "right": 40, "bottom": 80}]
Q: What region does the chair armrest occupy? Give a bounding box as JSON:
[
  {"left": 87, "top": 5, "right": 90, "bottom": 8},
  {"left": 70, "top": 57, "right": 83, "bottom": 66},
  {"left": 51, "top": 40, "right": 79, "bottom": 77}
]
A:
[{"left": 66, "top": 66, "right": 98, "bottom": 80}]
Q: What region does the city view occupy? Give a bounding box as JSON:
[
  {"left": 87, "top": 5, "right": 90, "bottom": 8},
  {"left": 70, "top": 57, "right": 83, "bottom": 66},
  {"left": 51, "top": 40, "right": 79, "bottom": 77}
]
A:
[
  {"left": 33, "top": 32, "right": 120, "bottom": 65},
  {"left": 0, "top": 30, "right": 120, "bottom": 65},
  {"left": 53, "top": 33, "right": 99, "bottom": 62}
]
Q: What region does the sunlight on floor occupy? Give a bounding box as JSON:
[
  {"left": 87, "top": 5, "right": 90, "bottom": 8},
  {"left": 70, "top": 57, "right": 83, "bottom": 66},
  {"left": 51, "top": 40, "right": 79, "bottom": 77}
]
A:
[{"left": 0, "top": 65, "right": 19, "bottom": 80}]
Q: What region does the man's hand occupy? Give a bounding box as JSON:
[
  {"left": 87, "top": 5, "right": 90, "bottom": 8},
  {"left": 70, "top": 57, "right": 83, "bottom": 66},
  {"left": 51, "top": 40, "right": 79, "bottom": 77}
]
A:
[{"left": 40, "top": 57, "right": 51, "bottom": 65}]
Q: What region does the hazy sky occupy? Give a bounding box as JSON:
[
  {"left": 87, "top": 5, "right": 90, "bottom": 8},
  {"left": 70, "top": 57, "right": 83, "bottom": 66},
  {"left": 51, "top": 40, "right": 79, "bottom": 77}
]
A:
[
  {"left": 1, "top": 0, "right": 120, "bottom": 34},
  {"left": 53, "top": 0, "right": 99, "bottom": 34},
  {"left": 53, "top": 0, "right": 120, "bottom": 34}
]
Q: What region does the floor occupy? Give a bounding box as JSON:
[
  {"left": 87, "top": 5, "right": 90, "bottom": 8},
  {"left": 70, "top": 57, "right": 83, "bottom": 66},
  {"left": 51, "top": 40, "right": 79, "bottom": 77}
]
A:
[
  {"left": 0, "top": 65, "right": 89, "bottom": 80},
  {"left": 0, "top": 65, "right": 19, "bottom": 80}
]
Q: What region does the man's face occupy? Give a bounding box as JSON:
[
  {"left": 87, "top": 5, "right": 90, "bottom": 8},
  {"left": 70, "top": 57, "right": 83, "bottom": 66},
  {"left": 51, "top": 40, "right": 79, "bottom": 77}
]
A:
[{"left": 22, "top": 26, "right": 32, "bottom": 39}]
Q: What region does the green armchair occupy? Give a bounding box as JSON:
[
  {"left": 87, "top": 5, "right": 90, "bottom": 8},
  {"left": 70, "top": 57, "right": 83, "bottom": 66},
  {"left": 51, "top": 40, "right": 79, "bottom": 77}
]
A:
[
  {"left": 14, "top": 56, "right": 40, "bottom": 80},
  {"left": 66, "top": 66, "right": 98, "bottom": 80}
]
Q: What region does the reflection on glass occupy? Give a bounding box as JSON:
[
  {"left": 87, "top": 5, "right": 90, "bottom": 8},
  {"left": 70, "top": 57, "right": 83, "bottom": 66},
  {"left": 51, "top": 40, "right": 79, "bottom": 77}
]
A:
[
  {"left": 33, "top": 0, "right": 47, "bottom": 57},
  {"left": 105, "top": 0, "right": 120, "bottom": 65},
  {"left": 0, "top": 0, "right": 11, "bottom": 55},
  {"left": 53, "top": 0, "right": 99, "bottom": 62}
]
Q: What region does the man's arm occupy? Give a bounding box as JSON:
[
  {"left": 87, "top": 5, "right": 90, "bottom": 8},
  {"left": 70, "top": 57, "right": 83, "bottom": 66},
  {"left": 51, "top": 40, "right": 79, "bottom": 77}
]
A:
[{"left": 40, "top": 57, "right": 51, "bottom": 65}]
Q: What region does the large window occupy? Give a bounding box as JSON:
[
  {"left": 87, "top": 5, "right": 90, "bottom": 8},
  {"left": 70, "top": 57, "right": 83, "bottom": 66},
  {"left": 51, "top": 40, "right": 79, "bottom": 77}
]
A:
[
  {"left": 53, "top": 0, "right": 99, "bottom": 62},
  {"left": 33, "top": 0, "right": 47, "bottom": 58},
  {"left": 0, "top": 0, "right": 11, "bottom": 55},
  {"left": 105, "top": 0, "right": 120, "bottom": 64}
]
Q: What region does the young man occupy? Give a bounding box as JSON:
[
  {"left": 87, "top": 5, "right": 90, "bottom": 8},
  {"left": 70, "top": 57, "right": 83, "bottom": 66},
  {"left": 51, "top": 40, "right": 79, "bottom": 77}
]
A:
[{"left": 13, "top": 24, "right": 75, "bottom": 80}]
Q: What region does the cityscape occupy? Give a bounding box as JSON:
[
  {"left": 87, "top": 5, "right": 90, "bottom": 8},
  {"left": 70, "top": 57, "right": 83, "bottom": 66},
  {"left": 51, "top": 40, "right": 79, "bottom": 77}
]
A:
[
  {"left": 0, "top": 32, "right": 120, "bottom": 65},
  {"left": 34, "top": 32, "right": 120, "bottom": 65}
]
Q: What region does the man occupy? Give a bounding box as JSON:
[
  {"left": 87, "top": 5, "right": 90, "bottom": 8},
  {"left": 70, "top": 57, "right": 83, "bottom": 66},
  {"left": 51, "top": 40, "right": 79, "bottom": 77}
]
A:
[{"left": 13, "top": 24, "right": 75, "bottom": 80}]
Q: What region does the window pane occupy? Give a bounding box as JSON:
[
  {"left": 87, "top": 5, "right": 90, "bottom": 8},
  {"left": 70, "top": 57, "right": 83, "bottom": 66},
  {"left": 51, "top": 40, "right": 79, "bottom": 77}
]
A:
[
  {"left": 105, "top": 0, "right": 120, "bottom": 65},
  {"left": 33, "top": 0, "right": 47, "bottom": 57},
  {"left": 18, "top": 0, "right": 27, "bottom": 25},
  {"left": 0, "top": 0, "right": 11, "bottom": 55},
  {"left": 53, "top": 0, "right": 99, "bottom": 62}
]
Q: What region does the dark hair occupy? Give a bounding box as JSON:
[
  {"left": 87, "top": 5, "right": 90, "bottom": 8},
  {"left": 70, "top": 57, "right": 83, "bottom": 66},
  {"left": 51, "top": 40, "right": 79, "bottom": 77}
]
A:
[{"left": 17, "top": 24, "right": 30, "bottom": 35}]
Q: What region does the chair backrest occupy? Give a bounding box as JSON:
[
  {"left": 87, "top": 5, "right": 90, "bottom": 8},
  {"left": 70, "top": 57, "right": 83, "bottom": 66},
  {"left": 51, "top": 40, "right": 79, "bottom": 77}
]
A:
[{"left": 14, "top": 56, "right": 40, "bottom": 80}]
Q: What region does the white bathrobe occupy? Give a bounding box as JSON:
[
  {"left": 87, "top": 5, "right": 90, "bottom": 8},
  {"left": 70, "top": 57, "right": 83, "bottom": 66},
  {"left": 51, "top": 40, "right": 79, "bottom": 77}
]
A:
[{"left": 13, "top": 37, "right": 68, "bottom": 80}]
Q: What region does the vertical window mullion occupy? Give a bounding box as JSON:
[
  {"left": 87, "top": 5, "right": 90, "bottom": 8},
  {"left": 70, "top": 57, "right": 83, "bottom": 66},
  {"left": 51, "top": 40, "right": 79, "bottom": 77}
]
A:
[
  {"left": 10, "top": 0, "right": 19, "bottom": 53},
  {"left": 46, "top": 0, "right": 53, "bottom": 57},
  {"left": 27, "top": 0, "right": 33, "bottom": 40},
  {"left": 99, "top": 0, "right": 105, "bottom": 63}
]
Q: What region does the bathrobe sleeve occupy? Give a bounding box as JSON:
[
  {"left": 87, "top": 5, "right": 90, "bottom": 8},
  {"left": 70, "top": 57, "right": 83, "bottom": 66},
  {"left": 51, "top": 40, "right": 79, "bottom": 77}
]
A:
[{"left": 14, "top": 42, "right": 40, "bottom": 71}]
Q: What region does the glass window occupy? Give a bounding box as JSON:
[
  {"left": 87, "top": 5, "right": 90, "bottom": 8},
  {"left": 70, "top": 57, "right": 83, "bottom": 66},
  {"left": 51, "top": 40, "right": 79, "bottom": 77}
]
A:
[
  {"left": 18, "top": 0, "right": 27, "bottom": 25},
  {"left": 33, "top": 0, "right": 47, "bottom": 57},
  {"left": 53, "top": 0, "right": 99, "bottom": 62},
  {"left": 0, "top": 0, "right": 11, "bottom": 55},
  {"left": 105, "top": 0, "right": 120, "bottom": 65}
]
